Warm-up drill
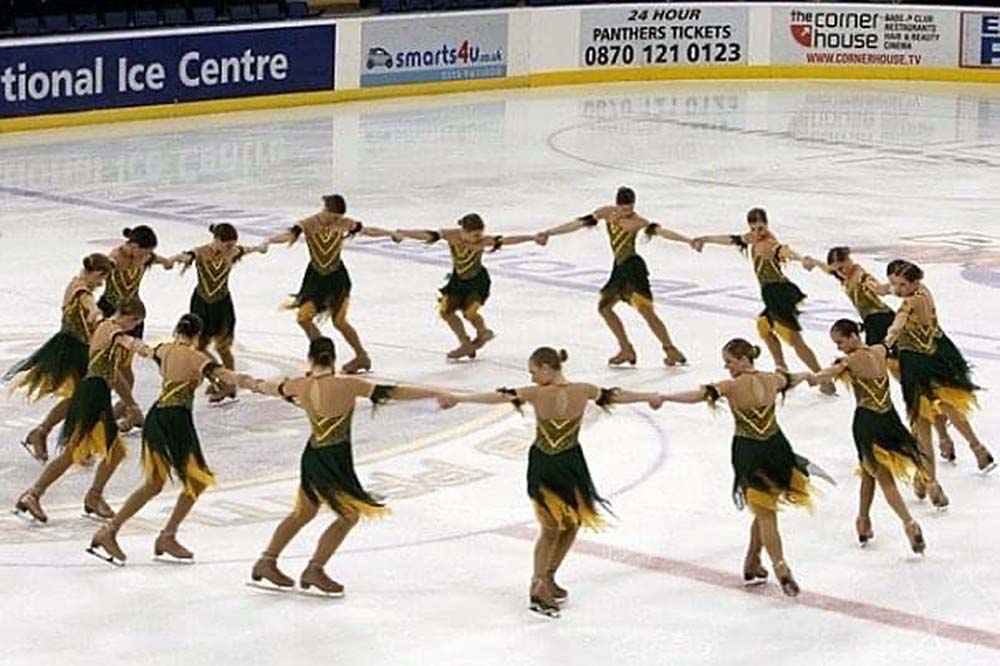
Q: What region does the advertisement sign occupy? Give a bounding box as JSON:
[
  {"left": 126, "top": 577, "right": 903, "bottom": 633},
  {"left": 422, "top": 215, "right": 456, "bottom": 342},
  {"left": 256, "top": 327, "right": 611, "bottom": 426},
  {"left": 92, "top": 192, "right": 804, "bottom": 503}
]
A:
[
  {"left": 961, "top": 13, "right": 1000, "bottom": 67},
  {"left": 770, "top": 7, "right": 957, "bottom": 67},
  {"left": 578, "top": 5, "right": 749, "bottom": 69},
  {"left": 360, "top": 14, "right": 507, "bottom": 87},
  {"left": 0, "top": 24, "right": 335, "bottom": 118}
]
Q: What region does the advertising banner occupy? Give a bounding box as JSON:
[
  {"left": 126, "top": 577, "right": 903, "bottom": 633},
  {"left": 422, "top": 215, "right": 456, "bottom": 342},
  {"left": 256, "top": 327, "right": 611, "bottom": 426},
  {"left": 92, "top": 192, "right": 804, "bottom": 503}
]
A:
[
  {"left": 770, "top": 7, "right": 957, "bottom": 67},
  {"left": 360, "top": 14, "right": 507, "bottom": 87},
  {"left": 578, "top": 5, "right": 749, "bottom": 69},
  {"left": 0, "top": 24, "right": 335, "bottom": 118},
  {"left": 961, "top": 12, "right": 1000, "bottom": 67}
]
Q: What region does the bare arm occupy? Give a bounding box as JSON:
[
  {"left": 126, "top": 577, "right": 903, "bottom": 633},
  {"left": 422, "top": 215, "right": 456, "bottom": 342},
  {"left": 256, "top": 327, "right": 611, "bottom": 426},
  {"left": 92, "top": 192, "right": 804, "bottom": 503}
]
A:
[
  {"left": 393, "top": 228, "right": 444, "bottom": 243},
  {"left": 490, "top": 233, "right": 547, "bottom": 248},
  {"left": 883, "top": 301, "right": 911, "bottom": 348},
  {"left": 543, "top": 217, "right": 592, "bottom": 237},
  {"left": 808, "top": 361, "right": 848, "bottom": 385},
  {"left": 646, "top": 223, "right": 693, "bottom": 245},
  {"left": 445, "top": 391, "right": 517, "bottom": 405},
  {"left": 151, "top": 253, "right": 175, "bottom": 270},
  {"left": 660, "top": 388, "right": 712, "bottom": 404}
]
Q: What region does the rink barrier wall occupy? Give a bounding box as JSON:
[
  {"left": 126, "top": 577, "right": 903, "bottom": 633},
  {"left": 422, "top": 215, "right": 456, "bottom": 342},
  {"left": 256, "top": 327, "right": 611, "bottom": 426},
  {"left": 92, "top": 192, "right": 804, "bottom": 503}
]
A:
[{"left": 1, "top": 4, "right": 999, "bottom": 132}]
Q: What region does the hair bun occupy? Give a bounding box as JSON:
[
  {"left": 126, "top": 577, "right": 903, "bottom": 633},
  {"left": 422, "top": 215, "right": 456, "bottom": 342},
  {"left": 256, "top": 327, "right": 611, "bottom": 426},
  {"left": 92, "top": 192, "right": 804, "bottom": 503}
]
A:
[
  {"left": 122, "top": 227, "right": 132, "bottom": 239},
  {"left": 558, "top": 349, "right": 569, "bottom": 362},
  {"left": 82, "top": 256, "right": 93, "bottom": 271},
  {"left": 752, "top": 345, "right": 762, "bottom": 359},
  {"left": 208, "top": 224, "right": 217, "bottom": 233}
]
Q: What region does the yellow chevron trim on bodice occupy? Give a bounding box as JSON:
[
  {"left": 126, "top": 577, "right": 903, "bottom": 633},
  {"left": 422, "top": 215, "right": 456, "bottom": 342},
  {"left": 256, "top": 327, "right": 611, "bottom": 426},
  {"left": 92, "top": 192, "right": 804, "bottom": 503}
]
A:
[
  {"left": 306, "top": 226, "right": 346, "bottom": 275},
  {"left": 533, "top": 417, "right": 582, "bottom": 454},
  {"left": 157, "top": 379, "right": 196, "bottom": 409},
  {"left": 845, "top": 270, "right": 891, "bottom": 319},
  {"left": 60, "top": 288, "right": 93, "bottom": 344},
  {"left": 606, "top": 222, "right": 638, "bottom": 265},
  {"left": 308, "top": 409, "right": 353, "bottom": 448},
  {"left": 86, "top": 340, "right": 130, "bottom": 383},
  {"left": 103, "top": 263, "right": 145, "bottom": 305},
  {"left": 852, "top": 375, "right": 892, "bottom": 414},
  {"left": 449, "top": 242, "right": 484, "bottom": 279},
  {"left": 194, "top": 252, "right": 236, "bottom": 302},
  {"left": 731, "top": 403, "right": 779, "bottom": 440},
  {"left": 751, "top": 245, "right": 786, "bottom": 285}
]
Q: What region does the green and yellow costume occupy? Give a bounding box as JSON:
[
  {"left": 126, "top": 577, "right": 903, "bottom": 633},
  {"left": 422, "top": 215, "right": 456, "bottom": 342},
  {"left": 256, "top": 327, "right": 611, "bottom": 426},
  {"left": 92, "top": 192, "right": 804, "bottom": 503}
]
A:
[
  {"left": 592, "top": 217, "right": 653, "bottom": 308},
  {"left": 58, "top": 331, "right": 130, "bottom": 464},
  {"left": 141, "top": 347, "right": 217, "bottom": 497},
  {"left": 98, "top": 260, "right": 149, "bottom": 338},
  {"left": 287, "top": 221, "right": 359, "bottom": 323},
  {"left": 895, "top": 292, "right": 978, "bottom": 423},
  {"left": 291, "top": 382, "right": 391, "bottom": 519},
  {"left": 843, "top": 268, "right": 895, "bottom": 346},
  {"left": 745, "top": 241, "right": 806, "bottom": 344},
  {"left": 718, "top": 389, "right": 815, "bottom": 512},
  {"left": 188, "top": 248, "right": 245, "bottom": 347},
  {"left": 437, "top": 235, "right": 499, "bottom": 317},
  {"left": 846, "top": 370, "right": 926, "bottom": 482},
  {"left": 5, "top": 284, "right": 94, "bottom": 400}
]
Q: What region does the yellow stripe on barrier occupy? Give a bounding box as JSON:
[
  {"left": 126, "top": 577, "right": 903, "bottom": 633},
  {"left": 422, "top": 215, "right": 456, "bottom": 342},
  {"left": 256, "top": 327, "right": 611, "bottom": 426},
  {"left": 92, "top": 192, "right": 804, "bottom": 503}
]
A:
[{"left": 3, "top": 64, "right": 1000, "bottom": 134}]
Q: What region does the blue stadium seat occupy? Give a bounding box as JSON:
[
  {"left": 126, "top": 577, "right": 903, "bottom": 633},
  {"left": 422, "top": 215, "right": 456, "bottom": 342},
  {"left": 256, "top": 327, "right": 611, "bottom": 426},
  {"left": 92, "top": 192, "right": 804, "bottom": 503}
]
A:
[
  {"left": 13, "top": 16, "right": 41, "bottom": 35},
  {"left": 132, "top": 9, "right": 160, "bottom": 27},
  {"left": 102, "top": 10, "right": 129, "bottom": 29},
  {"left": 256, "top": 3, "right": 280, "bottom": 20},
  {"left": 286, "top": 1, "right": 309, "bottom": 18},
  {"left": 162, "top": 7, "right": 190, "bottom": 25},
  {"left": 192, "top": 6, "right": 217, "bottom": 23},
  {"left": 42, "top": 14, "right": 72, "bottom": 32},
  {"left": 229, "top": 4, "right": 253, "bottom": 21},
  {"left": 379, "top": 0, "right": 402, "bottom": 12},
  {"left": 73, "top": 12, "right": 100, "bottom": 30}
]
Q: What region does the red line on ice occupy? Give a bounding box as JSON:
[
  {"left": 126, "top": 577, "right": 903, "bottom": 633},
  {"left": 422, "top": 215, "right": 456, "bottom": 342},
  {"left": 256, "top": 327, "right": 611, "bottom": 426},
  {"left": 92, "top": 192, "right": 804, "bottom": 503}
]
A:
[{"left": 494, "top": 524, "right": 1000, "bottom": 652}]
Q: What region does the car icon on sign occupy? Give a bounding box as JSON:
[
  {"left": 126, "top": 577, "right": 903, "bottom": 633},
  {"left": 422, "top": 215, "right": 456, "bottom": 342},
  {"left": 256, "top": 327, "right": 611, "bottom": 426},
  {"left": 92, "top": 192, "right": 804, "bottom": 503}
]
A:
[{"left": 366, "top": 47, "right": 393, "bottom": 69}]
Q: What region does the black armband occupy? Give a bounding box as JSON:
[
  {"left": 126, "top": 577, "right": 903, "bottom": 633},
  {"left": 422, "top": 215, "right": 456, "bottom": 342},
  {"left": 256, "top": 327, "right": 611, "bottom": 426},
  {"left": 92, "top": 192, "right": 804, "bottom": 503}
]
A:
[
  {"left": 151, "top": 343, "right": 165, "bottom": 366},
  {"left": 596, "top": 387, "right": 617, "bottom": 412},
  {"left": 425, "top": 230, "right": 441, "bottom": 244},
  {"left": 644, "top": 223, "right": 661, "bottom": 239},
  {"left": 202, "top": 362, "right": 223, "bottom": 389},
  {"left": 290, "top": 225, "right": 303, "bottom": 240},
  {"left": 729, "top": 235, "right": 748, "bottom": 253},
  {"left": 277, "top": 380, "right": 295, "bottom": 404},
  {"left": 703, "top": 385, "right": 721, "bottom": 407},
  {"left": 183, "top": 250, "right": 197, "bottom": 261},
  {"left": 578, "top": 214, "right": 599, "bottom": 227},
  {"left": 348, "top": 221, "right": 363, "bottom": 237},
  {"left": 371, "top": 384, "right": 395, "bottom": 405},
  {"left": 497, "top": 387, "right": 524, "bottom": 412},
  {"left": 777, "top": 369, "right": 793, "bottom": 401},
  {"left": 489, "top": 236, "right": 504, "bottom": 253}
]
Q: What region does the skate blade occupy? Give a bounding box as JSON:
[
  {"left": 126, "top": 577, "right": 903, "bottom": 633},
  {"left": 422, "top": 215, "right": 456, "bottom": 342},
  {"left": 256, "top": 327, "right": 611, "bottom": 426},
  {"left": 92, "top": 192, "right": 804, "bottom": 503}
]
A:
[
  {"left": 153, "top": 554, "right": 195, "bottom": 565},
  {"left": 86, "top": 546, "right": 124, "bottom": 567},
  {"left": 297, "top": 587, "right": 345, "bottom": 599},
  {"left": 11, "top": 508, "right": 46, "bottom": 525},
  {"left": 528, "top": 602, "right": 560, "bottom": 619},
  {"left": 859, "top": 536, "right": 875, "bottom": 549},
  {"left": 933, "top": 504, "right": 949, "bottom": 513},
  {"left": 208, "top": 397, "right": 240, "bottom": 409},
  {"left": 19, "top": 440, "right": 47, "bottom": 464},
  {"left": 81, "top": 511, "right": 113, "bottom": 523},
  {"left": 742, "top": 577, "right": 768, "bottom": 588},
  {"left": 979, "top": 461, "right": 997, "bottom": 475},
  {"left": 245, "top": 580, "right": 295, "bottom": 593}
]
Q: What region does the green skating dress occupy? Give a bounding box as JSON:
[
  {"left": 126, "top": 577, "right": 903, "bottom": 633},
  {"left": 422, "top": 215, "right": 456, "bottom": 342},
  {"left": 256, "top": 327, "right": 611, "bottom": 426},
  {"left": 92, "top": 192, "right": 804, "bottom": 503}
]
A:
[
  {"left": 287, "top": 220, "right": 359, "bottom": 322},
  {"left": 5, "top": 283, "right": 94, "bottom": 400}
]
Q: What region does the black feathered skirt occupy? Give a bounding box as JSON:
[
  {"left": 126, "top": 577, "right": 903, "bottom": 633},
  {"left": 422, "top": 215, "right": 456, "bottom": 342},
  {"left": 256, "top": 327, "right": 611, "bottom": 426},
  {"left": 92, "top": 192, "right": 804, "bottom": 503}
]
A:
[
  {"left": 58, "top": 376, "right": 121, "bottom": 464},
  {"left": 731, "top": 430, "right": 814, "bottom": 512},
  {"left": 438, "top": 269, "right": 491, "bottom": 316},
  {"left": 287, "top": 264, "right": 352, "bottom": 323},
  {"left": 527, "top": 444, "right": 610, "bottom": 530},
  {"left": 600, "top": 255, "right": 653, "bottom": 308},
  {"left": 299, "top": 439, "right": 389, "bottom": 519},
  {"left": 898, "top": 335, "right": 977, "bottom": 424},
  {"left": 190, "top": 291, "right": 236, "bottom": 344},
  {"left": 142, "top": 405, "right": 215, "bottom": 497},
  {"left": 756, "top": 281, "right": 806, "bottom": 343},
  {"left": 852, "top": 407, "right": 926, "bottom": 482},
  {"left": 4, "top": 332, "right": 88, "bottom": 400}
]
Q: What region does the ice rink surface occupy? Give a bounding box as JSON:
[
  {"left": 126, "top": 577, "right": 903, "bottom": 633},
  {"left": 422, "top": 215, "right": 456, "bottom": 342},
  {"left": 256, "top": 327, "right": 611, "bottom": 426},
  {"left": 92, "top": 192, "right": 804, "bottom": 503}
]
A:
[{"left": 1, "top": 79, "right": 998, "bottom": 665}]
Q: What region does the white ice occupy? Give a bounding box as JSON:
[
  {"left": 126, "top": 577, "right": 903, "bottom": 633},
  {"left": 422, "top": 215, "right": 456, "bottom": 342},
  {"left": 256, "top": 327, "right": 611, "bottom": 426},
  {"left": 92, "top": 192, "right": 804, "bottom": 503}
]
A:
[{"left": 1, "top": 79, "right": 999, "bottom": 665}]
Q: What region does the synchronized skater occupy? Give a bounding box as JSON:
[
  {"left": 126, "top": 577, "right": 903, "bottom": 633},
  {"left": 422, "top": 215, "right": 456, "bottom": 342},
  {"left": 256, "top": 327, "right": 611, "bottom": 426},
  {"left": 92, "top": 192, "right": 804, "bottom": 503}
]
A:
[
  {"left": 656, "top": 339, "right": 828, "bottom": 597},
  {"left": 439, "top": 347, "right": 662, "bottom": 617},
  {"left": 391, "top": 213, "right": 547, "bottom": 360},
  {"left": 3, "top": 191, "right": 995, "bottom": 618},
  {"left": 544, "top": 187, "right": 691, "bottom": 367},
  {"left": 693, "top": 208, "right": 836, "bottom": 395},
  {"left": 5, "top": 253, "right": 114, "bottom": 462},
  {"left": 172, "top": 223, "right": 268, "bottom": 403}
]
